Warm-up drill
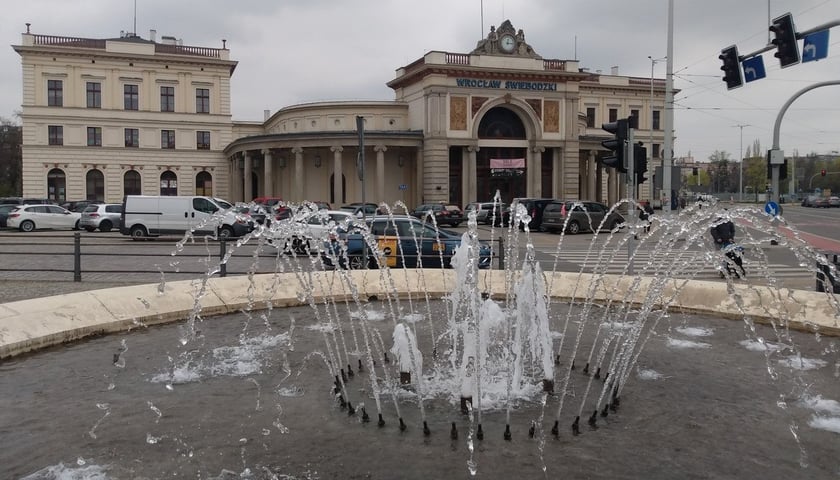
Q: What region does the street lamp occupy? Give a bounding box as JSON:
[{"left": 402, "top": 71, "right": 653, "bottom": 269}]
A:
[{"left": 648, "top": 55, "right": 666, "bottom": 203}]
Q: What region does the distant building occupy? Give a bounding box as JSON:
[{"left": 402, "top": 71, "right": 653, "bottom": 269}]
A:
[{"left": 15, "top": 20, "right": 666, "bottom": 207}]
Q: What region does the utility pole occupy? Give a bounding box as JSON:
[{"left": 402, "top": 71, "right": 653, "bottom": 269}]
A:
[
  {"left": 732, "top": 124, "right": 748, "bottom": 202},
  {"left": 648, "top": 55, "right": 666, "bottom": 204},
  {"left": 662, "top": 0, "right": 675, "bottom": 213}
]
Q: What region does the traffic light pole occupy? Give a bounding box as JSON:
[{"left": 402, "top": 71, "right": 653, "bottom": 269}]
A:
[
  {"left": 627, "top": 128, "right": 636, "bottom": 275},
  {"left": 770, "top": 81, "right": 840, "bottom": 203}
]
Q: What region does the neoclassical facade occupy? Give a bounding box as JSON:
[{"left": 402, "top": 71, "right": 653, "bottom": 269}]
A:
[{"left": 15, "top": 20, "right": 666, "bottom": 207}]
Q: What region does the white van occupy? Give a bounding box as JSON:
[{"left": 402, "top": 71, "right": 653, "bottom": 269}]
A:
[{"left": 119, "top": 195, "right": 253, "bottom": 240}]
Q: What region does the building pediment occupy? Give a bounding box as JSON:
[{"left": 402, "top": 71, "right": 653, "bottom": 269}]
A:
[{"left": 470, "top": 20, "right": 541, "bottom": 59}]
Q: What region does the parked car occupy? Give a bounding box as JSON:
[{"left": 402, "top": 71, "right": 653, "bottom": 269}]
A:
[
  {"left": 465, "top": 202, "right": 507, "bottom": 225},
  {"left": 120, "top": 195, "right": 250, "bottom": 240},
  {"left": 802, "top": 196, "right": 819, "bottom": 207},
  {"left": 340, "top": 203, "right": 379, "bottom": 217},
  {"left": 6, "top": 204, "right": 81, "bottom": 232},
  {"left": 0, "top": 204, "right": 16, "bottom": 227},
  {"left": 321, "top": 215, "right": 491, "bottom": 270},
  {"left": 829, "top": 196, "right": 840, "bottom": 208},
  {"left": 0, "top": 197, "right": 54, "bottom": 206},
  {"left": 233, "top": 203, "right": 269, "bottom": 226},
  {"left": 283, "top": 209, "right": 357, "bottom": 254},
  {"left": 540, "top": 201, "right": 625, "bottom": 234},
  {"left": 410, "top": 203, "right": 462, "bottom": 227},
  {"left": 79, "top": 203, "right": 123, "bottom": 232},
  {"left": 61, "top": 200, "right": 102, "bottom": 213},
  {"left": 509, "top": 198, "right": 555, "bottom": 231}
]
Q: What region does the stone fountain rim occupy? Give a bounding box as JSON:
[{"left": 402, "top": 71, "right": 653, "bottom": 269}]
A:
[{"left": 0, "top": 270, "right": 837, "bottom": 360}]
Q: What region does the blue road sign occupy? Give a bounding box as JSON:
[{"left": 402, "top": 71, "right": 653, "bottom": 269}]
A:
[
  {"left": 742, "top": 56, "right": 766, "bottom": 83},
  {"left": 764, "top": 201, "right": 780, "bottom": 217},
  {"left": 802, "top": 30, "right": 830, "bottom": 62},
  {"left": 398, "top": 184, "right": 408, "bottom": 190}
]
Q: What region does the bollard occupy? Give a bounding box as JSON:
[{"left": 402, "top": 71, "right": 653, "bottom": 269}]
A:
[
  {"left": 497, "top": 236, "right": 505, "bottom": 270},
  {"left": 73, "top": 232, "right": 81, "bottom": 282},
  {"left": 219, "top": 237, "right": 227, "bottom": 277}
]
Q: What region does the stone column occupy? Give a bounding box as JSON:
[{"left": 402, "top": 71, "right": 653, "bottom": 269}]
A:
[
  {"left": 374, "top": 145, "right": 387, "bottom": 204},
  {"left": 292, "top": 147, "right": 304, "bottom": 201},
  {"left": 588, "top": 151, "right": 597, "bottom": 201},
  {"left": 244, "top": 151, "right": 253, "bottom": 201},
  {"left": 262, "top": 149, "right": 273, "bottom": 198},
  {"left": 234, "top": 153, "right": 244, "bottom": 202},
  {"left": 466, "top": 145, "right": 479, "bottom": 206},
  {"left": 332, "top": 146, "right": 344, "bottom": 205},
  {"left": 532, "top": 146, "right": 545, "bottom": 198},
  {"left": 553, "top": 148, "right": 563, "bottom": 200},
  {"left": 607, "top": 168, "right": 616, "bottom": 206}
]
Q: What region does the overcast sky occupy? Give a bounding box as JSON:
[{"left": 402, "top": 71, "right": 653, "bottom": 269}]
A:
[{"left": 3, "top": 0, "right": 839, "bottom": 163}]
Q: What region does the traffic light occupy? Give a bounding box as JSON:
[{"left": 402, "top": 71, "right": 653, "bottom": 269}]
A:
[
  {"left": 821, "top": 169, "right": 827, "bottom": 176},
  {"left": 769, "top": 13, "right": 800, "bottom": 68},
  {"left": 719, "top": 45, "right": 743, "bottom": 90},
  {"left": 634, "top": 143, "right": 648, "bottom": 184},
  {"left": 601, "top": 118, "right": 628, "bottom": 173}
]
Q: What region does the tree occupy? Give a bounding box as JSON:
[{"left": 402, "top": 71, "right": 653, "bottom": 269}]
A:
[
  {"left": 708, "top": 150, "right": 733, "bottom": 193},
  {"left": 0, "top": 116, "right": 22, "bottom": 196}
]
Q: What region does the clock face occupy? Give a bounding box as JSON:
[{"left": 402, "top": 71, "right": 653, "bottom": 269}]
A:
[{"left": 500, "top": 34, "right": 515, "bottom": 53}]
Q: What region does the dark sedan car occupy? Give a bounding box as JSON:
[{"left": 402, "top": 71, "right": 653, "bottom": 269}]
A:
[
  {"left": 0, "top": 204, "right": 16, "bottom": 227},
  {"left": 410, "top": 203, "right": 463, "bottom": 227},
  {"left": 321, "top": 216, "right": 491, "bottom": 270}
]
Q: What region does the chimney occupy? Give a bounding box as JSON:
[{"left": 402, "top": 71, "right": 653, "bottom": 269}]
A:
[
  {"left": 264, "top": 110, "right": 271, "bottom": 121},
  {"left": 610, "top": 65, "right": 619, "bottom": 75},
  {"left": 150, "top": 29, "right": 156, "bottom": 42}
]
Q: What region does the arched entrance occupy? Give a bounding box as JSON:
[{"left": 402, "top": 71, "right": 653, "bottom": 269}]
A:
[
  {"left": 86, "top": 169, "right": 104, "bottom": 201},
  {"left": 196, "top": 171, "right": 213, "bottom": 196},
  {"left": 160, "top": 170, "right": 178, "bottom": 196},
  {"left": 476, "top": 107, "right": 528, "bottom": 203},
  {"left": 47, "top": 168, "right": 66, "bottom": 203}
]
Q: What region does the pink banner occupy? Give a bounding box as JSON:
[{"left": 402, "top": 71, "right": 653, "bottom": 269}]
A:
[{"left": 490, "top": 158, "right": 525, "bottom": 169}]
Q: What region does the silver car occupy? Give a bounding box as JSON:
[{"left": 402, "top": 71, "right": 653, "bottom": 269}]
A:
[
  {"left": 541, "top": 201, "right": 625, "bottom": 234},
  {"left": 79, "top": 203, "right": 123, "bottom": 232}
]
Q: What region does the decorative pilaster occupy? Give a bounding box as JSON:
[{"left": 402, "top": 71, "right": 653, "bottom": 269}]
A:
[
  {"left": 466, "top": 145, "right": 479, "bottom": 206},
  {"left": 262, "top": 149, "right": 273, "bottom": 197},
  {"left": 531, "top": 146, "right": 545, "bottom": 198}
]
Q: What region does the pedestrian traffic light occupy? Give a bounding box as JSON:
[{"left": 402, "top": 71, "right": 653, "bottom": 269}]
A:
[
  {"left": 769, "top": 12, "right": 800, "bottom": 68},
  {"left": 601, "top": 118, "right": 628, "bottom": 173},
  {"left": 634, "top": 143, "right": 648, "bottom": 184},
  {"left": 821, "top": 169, "right": 827, "bottom": 176},
  {"left": 719, "top": 45, "right": 743, "bottom": 90}
]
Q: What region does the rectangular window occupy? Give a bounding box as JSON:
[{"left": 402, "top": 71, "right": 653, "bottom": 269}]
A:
[
  {"left": 586, "top": 107, "right": 595, "bottom": 128},
  {"left": 87, "top": 127, "right": 102, "bottom": 147},
  {"left": 48, "top": 125, "right": 63, "bottom": 145},
  {"left": 48, "top": 79, "right": 63, "bottom": 107},
  {"left": 125, "top": 128, "right": 139, "bottom": 148},
  {"left": 160, "top": 86, "right": 175, "bottom": 112},
  {"left": 630, "top": 109, "right": 640, "bottom": 121},
  {"left": 196, "top": 88, "right": 210, "bottom": 113},
  {"left": 652, "top": 144, "right": 661, "bottom": 159},
  {"left": 161, "top": 129, "right": 176, "bottom": 149},
  {"left": 124, "top": 84, "right": 139, "bottom": 110},
  {"left": 86, "top": 82, "right": 101, "bottom": 108},
  {"left": 608, "top": 108, "right": 618, "bottom": 123},
  {"left": 196, "top": 131, "right": 210, "bottom": 150},
  {"left": 653, "top": 110, "right": 661, "bottom": 130}
]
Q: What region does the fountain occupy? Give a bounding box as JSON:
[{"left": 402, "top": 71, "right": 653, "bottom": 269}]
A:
[{"left": 1, "top": 199, "right": 839, "bottom": 479}]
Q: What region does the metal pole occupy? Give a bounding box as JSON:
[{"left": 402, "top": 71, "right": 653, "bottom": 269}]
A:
[
  {"left": 627, "top": 127, "right": 635, "bottom": 275},
  {"left": 219, "top": 238, "right": 227, "bottom": 277},
  {"left": 662, "top": 0, "right": 675, "bottom": 213},
  {"left": 73, "top": 232, "right": 81, "bottom": 282},
  {"left": 648, "top": 55, "right": 665, "bottom": 204},
  {"left": 771, "top": 81, "right": 840, "bottom": 203}
]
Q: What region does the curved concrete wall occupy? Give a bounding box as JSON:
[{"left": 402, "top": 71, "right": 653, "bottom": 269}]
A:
[{"left": 1, "top": 270, "right": 837, "bottom": 359}]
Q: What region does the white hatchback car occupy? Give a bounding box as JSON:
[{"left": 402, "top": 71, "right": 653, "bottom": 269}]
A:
[
  {"left": 7, "top": 204, "right": 81, "bottom": 232},
  {"left": 284, "top": 209, "right": 356, "bottom": 254},
  {"left": 79, "top": 203, "right": 123, "bottom": 232}
]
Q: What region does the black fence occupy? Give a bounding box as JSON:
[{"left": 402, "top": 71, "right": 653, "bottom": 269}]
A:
[{"left": 0, "top": 232, "right": 507, "bottom": 283}]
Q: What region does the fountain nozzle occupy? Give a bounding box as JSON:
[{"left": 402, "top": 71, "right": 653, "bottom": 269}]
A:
[
  {"left": 361, "top": 407, "right": 370, "bottom": 423},
  {"left": 594, "top": 367, "right": 601, "bottom": 379},
  {"left": 551, "top": 420, "right": 559, "bottom": 438},
  {"left": 423, "top": 421, "right": 430, "bottom": 436},
  {"left": 504, "top": 424, "right": 512, "bottom": 441},
  {"left": 338, "top": 394, "right": 346, "bottom": 409},
  {"left": 572, "top": 416, "right": 580, "bottom": 436},
  {"left": 383, "top": 352, "right": 390, "bottom": 364},
  {"left": 588, "top": 410, "right": 598, "bottom": 429},
  {"left": 583, "top": 362, "right": 589, "bottom": 375},
  {"left": 377, "top": 413, "right": 385, "bottom": 427},
  {"left": 554, "top": 354, "right": 560, "bottom": 366},
  {"left": 600, "top": 403, "right": 609, "bottom": 417},
  {"left": 340, "top": 368, "right": 347, "bottom": 383},
  {"left": 347, "top": 364, "right": 354, "bottom": 378},
  {"left": 476, "top": 424, "right": 484, "bottom": 440},
  {"left": 450, "top": 422, "right": 458, "bottom": 440},
  {"left": 528, "top": 421, "right": 536, "bottom": 438},
  {"left": 347, "top": 401, "right": 355, "bottom": 416},
  {"left": 399, "top": 417, "right": 407, "bottom": 432},
  {"left": 357, "top": 359, "right": 364, "bottom": 373}
]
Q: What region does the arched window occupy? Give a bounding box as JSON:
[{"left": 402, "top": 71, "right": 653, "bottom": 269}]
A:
[
  {"left": 86, "top": 169, "right": 105, "bottom": 201},
  {"left": 47, "top": 168, "right": 66, "bottom": 203},
  {"left": 195, "top": 171, "right": 213, "bottom": 196},
  {"left": 124, "top": 170, "right": 142, "bottom": 196},
  {"left": 160, "top": 170, "right": 178, "bottom": 196},
  {"left": 477, "top": 107, "right": 526, "bottom": 139}
]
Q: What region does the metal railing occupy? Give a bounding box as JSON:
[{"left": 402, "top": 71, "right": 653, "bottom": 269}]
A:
[{"left": 0, "top": 232, "right": 507, "bottom": 282}]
